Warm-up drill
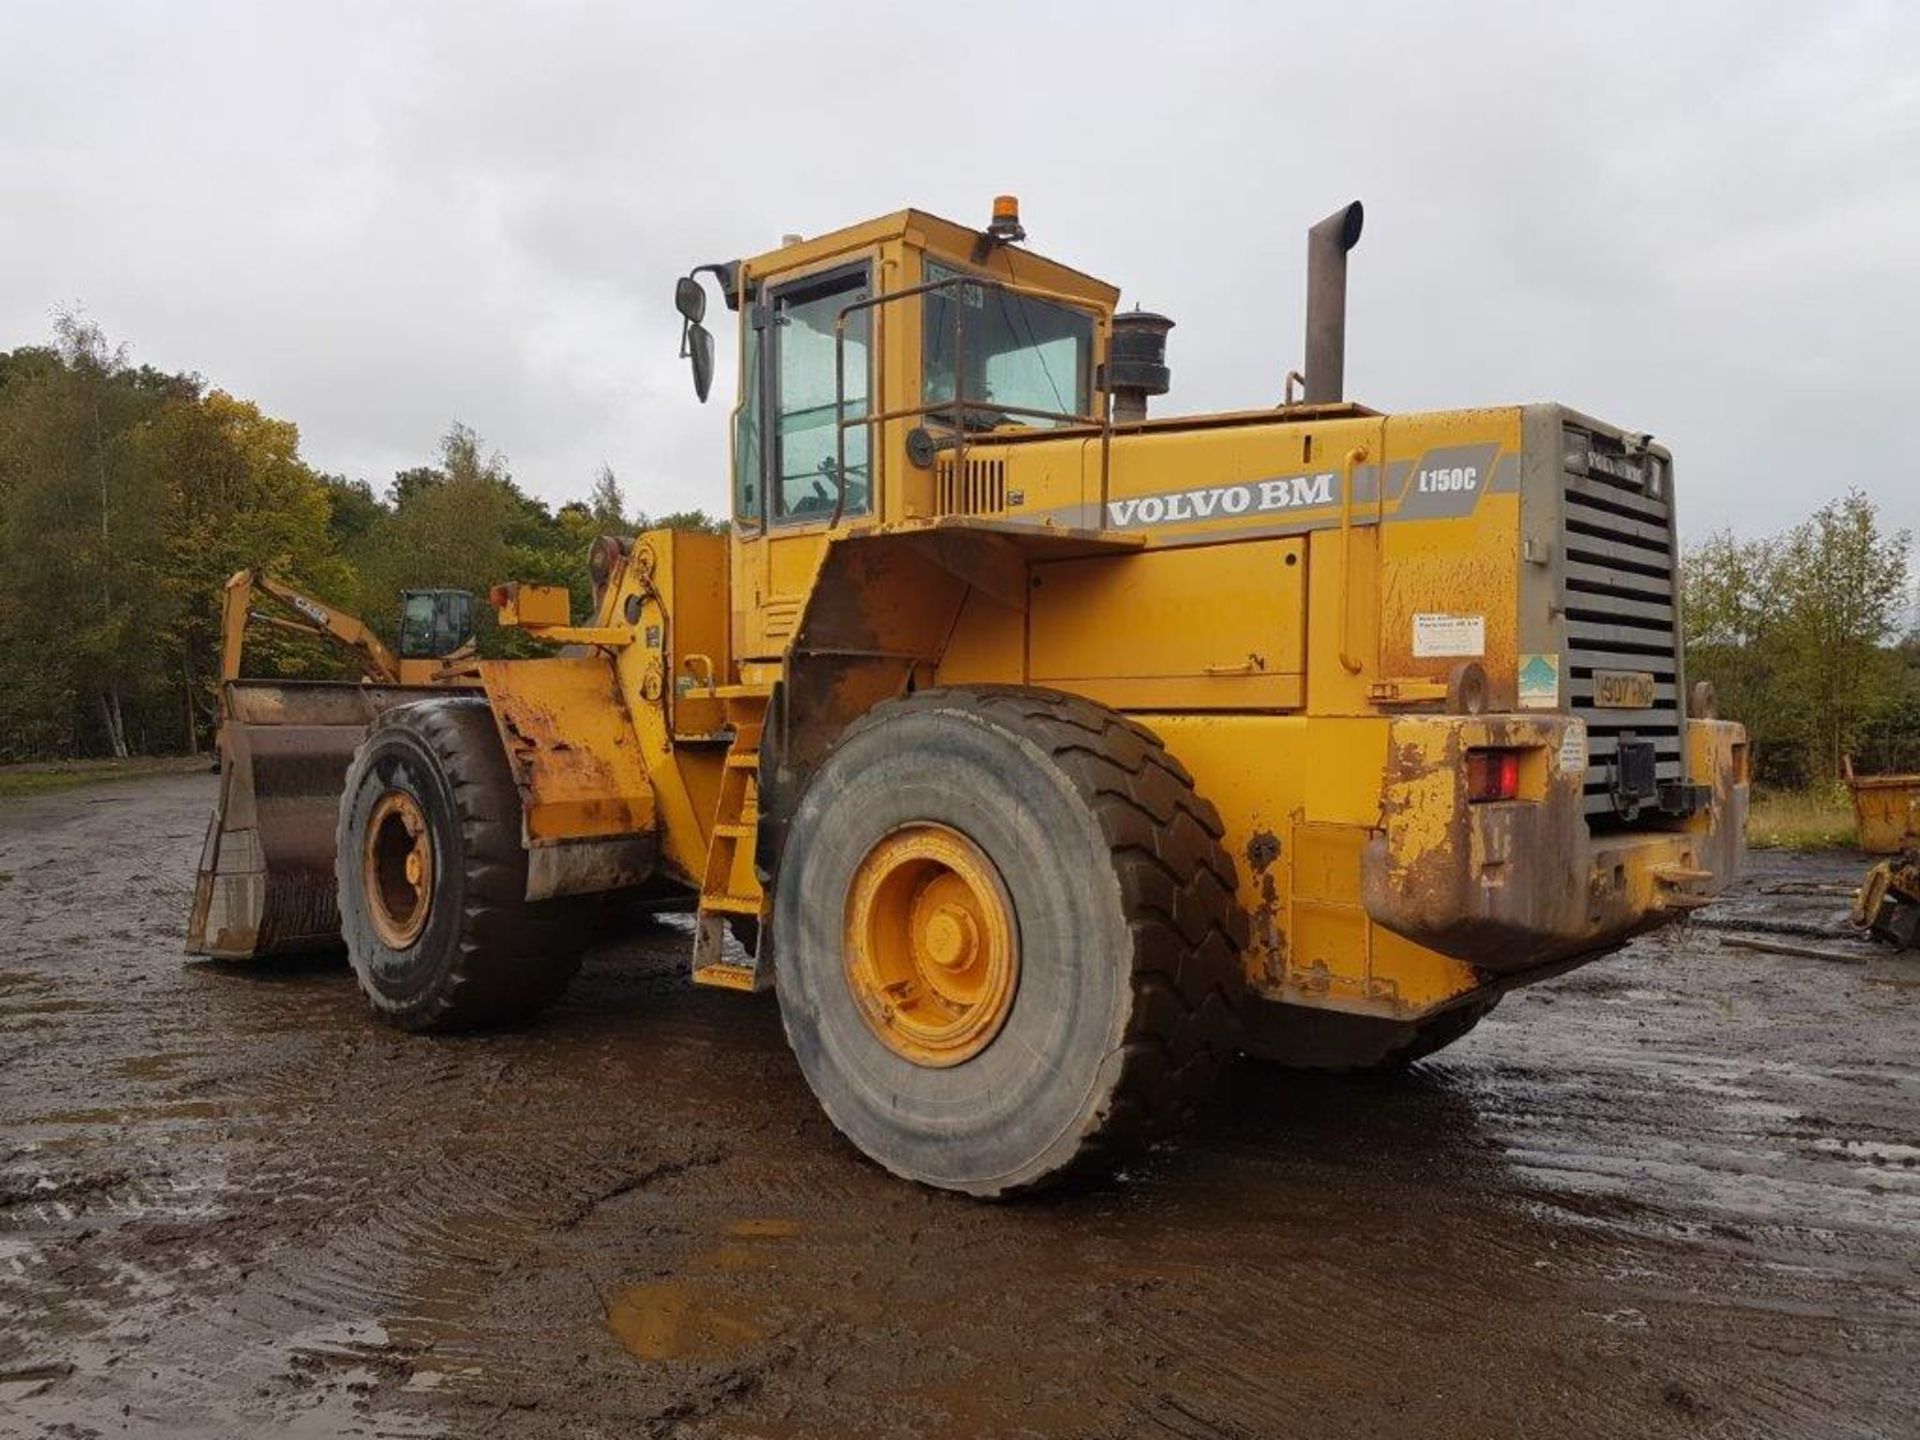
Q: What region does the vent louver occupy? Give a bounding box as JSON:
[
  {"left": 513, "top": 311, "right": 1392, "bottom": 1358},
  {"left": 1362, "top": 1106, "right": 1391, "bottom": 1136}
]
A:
[
  {"left": 932, "top": 456, "right": 1007, "bottom": 517},
  {"left": 1560, "top": 424, "right": 1684, "bottom": 818}
]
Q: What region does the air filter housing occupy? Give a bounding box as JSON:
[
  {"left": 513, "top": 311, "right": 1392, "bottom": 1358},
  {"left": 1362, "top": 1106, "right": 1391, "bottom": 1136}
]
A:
[{"left": 1107, "top": 309, "right": 1174, "bottom": 422}]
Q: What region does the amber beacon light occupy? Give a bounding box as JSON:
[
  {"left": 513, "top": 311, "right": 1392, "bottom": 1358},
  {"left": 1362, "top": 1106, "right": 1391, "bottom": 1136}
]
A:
[{"left": 988, "top": 194, "right": 1025, "bottom": 243}]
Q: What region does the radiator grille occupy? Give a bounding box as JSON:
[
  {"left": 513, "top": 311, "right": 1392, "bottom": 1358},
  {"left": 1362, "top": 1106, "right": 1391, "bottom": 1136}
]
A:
[
  {"left": 1560, "top": 424, "right": 1684, "bottom": 817},
  {"left": 932, "top": 455, "right": 1006, "bottom": 517}
]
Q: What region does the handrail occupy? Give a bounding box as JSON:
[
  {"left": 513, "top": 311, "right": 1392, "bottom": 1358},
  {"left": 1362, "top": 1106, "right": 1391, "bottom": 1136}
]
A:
[
  {"left": 830, "top": 273, "right": 1112, "bottom": 529},
  {"left": 1338, "top": 446, "right": 1370, "bottom": 675}
]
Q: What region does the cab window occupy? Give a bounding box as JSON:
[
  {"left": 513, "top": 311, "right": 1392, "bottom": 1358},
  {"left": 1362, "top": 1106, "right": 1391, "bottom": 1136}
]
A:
[
  {"left": 397, "top": 591, "right": 473, "bottom": 659},
  {"left": 732, "top": 296, "right": 764, "bottom": 523},
  {"left": 922, "top": 260, "right": 1092, "bottom": 428},
  {"left": 771, "top": 265, "right": 871, "bottom": 523}
]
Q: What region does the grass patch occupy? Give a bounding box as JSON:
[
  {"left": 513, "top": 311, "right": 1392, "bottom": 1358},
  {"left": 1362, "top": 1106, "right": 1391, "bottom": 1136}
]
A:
[
  {"left": 0, "top": 754, "right": 210, "bottom": 798},
  {"left": 1746, "top": 786, "right": 1857, "bottom": 849}
]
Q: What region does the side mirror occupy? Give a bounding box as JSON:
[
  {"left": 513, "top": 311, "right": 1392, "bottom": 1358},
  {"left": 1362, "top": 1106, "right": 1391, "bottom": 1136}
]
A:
[
  {"left": 674, "top": 275, "right": 707, "bottom": 324},
  {"left": 677, "top": 273, "right": 714, "bottom": 402},
  {"left": 687, "top": 322, "right": 715, "bottom": 403}
]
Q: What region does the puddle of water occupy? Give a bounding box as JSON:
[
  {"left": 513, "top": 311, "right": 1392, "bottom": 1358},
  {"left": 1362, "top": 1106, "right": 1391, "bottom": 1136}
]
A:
[
  {"left": 0, "top": 998, "right": 89, "bottom": 1017},
  {"left": 0, "top": 1376, "right": 57, "bottom": 1404},
  {"left": 606, "top": 1280, "right": 769, "bottom": 1362},
  {"left": 1717, "top": 1098, "right": 1803, "bottom": 1123},
  {"left": 271, "top": 1364, "right": 444, "bottom": 1439},
  {"left": 726, "top": 1217, "right": 803, "bottom": 1239},
  {"left": 286, "top": 1317, "right": 392, "bottom": 1358},
  {"left": 37, "top": 1100, "right": 229, "bottom": 1125},
  {"left": 106, "top": 1052, "right": 200, "bottom": 1081},
  {"left": 604, "top": 1217, "right": 803, "bottom": 1362},
  {"left": 1812, "top": 1136, "right": 1920, "bottom": 1166}
]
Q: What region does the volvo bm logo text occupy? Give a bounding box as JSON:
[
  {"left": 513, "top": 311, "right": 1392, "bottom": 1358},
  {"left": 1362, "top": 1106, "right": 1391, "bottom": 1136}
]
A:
[{"left": 1106, "top": 473, "right": 1336, "bottom": 528}]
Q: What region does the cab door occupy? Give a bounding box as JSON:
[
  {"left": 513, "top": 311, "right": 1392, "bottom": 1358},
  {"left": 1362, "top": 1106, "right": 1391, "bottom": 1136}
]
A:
[{"left": 730, "top": 260, "right": 874, "bottom": 660}]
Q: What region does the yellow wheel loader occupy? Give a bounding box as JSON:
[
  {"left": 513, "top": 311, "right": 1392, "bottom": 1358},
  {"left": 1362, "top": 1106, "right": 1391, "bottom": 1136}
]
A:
[
  {"left": 187, "top": 572, "right": 478, "bottom": 959},
  {"left": 189, "top": 198, "right": 1748, "bottom": 1196}
]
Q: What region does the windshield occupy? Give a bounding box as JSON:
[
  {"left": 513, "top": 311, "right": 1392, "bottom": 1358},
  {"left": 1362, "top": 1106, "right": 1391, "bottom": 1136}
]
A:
[
  {"left": 397, "top": 591, "right": 473, "bottom": 659},
  {"left": 922, "top": 262, "right": 1093, "bottom": 429}
]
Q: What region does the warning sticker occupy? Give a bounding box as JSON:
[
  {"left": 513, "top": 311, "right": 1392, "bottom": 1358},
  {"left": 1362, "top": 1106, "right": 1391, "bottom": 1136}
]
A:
[
  {"left": 1517, "top": 652, "right": 1560, "bottom": 709},
  {"left": 1412, "top": 613, "right": 1485, "bottom": 658},
  {"left": 1557, "top": 721, "right": 1588, "bottom": 776}
]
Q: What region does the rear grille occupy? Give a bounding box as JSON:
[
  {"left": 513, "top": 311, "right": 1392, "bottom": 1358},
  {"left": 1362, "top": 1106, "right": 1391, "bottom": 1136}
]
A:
[
  {"left": 933, "top": 455, "right": 1006, "bottom": 517},
  {"left": 1560, "top": 424, "right": 1683, "bottom": 818}
]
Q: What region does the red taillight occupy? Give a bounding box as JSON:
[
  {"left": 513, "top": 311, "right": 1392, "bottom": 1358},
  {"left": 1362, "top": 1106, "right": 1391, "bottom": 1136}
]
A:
[{"left": 1465, "top": 748, "right": 1520, "bottom": 803}]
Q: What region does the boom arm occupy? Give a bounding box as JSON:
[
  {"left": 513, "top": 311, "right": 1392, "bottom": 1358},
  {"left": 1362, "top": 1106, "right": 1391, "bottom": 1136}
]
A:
[{"left": 220, "top": 569, "right": 403, "bottom": 684}]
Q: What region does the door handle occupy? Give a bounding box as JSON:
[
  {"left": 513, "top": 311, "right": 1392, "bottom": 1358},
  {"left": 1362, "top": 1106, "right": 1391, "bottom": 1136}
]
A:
[{"left": 1204, "top": 654, "right": 1267, "bottom": 676}]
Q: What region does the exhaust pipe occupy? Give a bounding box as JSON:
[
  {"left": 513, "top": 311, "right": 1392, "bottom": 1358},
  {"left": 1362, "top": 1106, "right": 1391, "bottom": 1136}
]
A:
[{"left": 1303, "top": 201, "right": 1364, "bottom": 404}]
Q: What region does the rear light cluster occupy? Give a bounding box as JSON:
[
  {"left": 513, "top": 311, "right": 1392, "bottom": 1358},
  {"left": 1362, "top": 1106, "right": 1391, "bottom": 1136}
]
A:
[{"left": 1465, "top": 747, "right": 1521, "bottom": 803}]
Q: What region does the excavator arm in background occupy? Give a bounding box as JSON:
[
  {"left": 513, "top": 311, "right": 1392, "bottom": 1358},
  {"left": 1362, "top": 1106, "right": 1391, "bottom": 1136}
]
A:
[{"left": 219, "top": 569, "right": 404, "bottom": 685}]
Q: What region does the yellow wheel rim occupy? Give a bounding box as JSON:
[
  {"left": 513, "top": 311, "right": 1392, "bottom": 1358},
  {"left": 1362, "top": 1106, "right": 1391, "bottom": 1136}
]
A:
[
  {"left": 364, "top": 790, "right": 434, "bottom": 949},
  {"left": 844, "top": 825, "right": 1018, "bottom": 1067}
]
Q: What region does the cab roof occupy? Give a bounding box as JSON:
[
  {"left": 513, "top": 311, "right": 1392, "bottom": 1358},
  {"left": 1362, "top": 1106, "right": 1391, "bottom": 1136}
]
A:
[{"left": 738, "top": 207, "right": 1120, "bottom": 310}]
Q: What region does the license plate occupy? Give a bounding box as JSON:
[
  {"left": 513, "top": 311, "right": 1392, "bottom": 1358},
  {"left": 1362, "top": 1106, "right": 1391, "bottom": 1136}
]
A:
[{"left": 1593, "top": 669, "right": 1656, "bottom": 709}]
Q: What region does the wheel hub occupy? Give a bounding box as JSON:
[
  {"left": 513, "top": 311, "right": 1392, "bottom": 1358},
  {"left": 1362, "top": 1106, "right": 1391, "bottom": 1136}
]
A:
[
  {"left": 844, "top": 825, "right": 1017, "bottom": 1066},
  {"left": 364, "top": 790, "right": 434, "bottom": 949}
]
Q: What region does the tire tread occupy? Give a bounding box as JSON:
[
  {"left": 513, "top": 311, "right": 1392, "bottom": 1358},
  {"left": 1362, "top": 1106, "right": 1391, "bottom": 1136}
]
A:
[
  {"left": 338, "top": 697, "right": 583, "bottom": 1031},
  {"left": 833, "top": 685, "right": 1246, "bottom": 1192}
]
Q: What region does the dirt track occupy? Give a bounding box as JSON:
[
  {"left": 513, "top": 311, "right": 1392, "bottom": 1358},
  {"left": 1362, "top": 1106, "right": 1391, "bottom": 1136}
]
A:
[{"left": 2, "top": 771, "right": 1916, "bottom": 1439}]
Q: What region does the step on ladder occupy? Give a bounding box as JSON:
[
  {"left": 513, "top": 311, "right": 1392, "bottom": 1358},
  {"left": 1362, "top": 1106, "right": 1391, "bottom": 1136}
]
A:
[{"left": 691, "top": 695, "right": 771, "bottom": 991}]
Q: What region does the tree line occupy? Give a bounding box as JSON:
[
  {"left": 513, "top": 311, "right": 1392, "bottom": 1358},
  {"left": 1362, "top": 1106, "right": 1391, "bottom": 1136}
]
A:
[
  {"left": 0, "top": 318, "right": 716, "bottom": 761},
  {"left": 1682, "top": 491, "right": 1916, "bottom": 788},
  {"left": 4, "top": 315, "right": 1914, "bottom": 780}
]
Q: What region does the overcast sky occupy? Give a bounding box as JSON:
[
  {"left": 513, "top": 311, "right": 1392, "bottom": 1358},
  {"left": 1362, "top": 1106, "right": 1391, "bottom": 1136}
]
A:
[{"left": 4, "top": 2, "right": 1916, "bottom": 541}]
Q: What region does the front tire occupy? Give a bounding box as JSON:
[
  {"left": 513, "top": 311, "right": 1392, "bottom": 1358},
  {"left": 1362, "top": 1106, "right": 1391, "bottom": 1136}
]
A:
[
  {"left": 772, "top": 687, "right": 1244, "bottom": 1197},
  {"left": 335, "top": 697, "right": 585, "bottom": 1031}
]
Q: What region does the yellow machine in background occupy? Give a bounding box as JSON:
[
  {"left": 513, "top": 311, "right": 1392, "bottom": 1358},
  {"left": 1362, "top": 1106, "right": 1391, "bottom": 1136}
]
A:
[
  {"left": 191, "top": 198, "right": 1748, "bottom": 1196},
  {"left": 215, "top": 569, "right": 477, "bottom": 688},
  {"left": 187, "top": 572, "right": 477, "bottom": 958}
]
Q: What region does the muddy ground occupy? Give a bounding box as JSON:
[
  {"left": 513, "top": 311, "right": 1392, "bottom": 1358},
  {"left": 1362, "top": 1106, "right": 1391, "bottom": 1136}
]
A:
[{"left": 1, "top": 772, "right": 1915, "bottom": 1439}]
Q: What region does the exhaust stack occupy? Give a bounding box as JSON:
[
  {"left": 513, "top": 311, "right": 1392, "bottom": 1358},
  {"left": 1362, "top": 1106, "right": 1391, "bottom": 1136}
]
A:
[{"left": 1303, "top": 201, "right": 1364, "bottom": 405}]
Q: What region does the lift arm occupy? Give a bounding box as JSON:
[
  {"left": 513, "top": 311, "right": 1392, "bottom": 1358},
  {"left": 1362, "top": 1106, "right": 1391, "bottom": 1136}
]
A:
[{"left": 220, "top": 569, "right": 403, "bottom": 684}]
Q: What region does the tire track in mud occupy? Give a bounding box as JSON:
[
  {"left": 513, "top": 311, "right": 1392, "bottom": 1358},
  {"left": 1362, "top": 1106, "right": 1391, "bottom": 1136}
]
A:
[
  {"left": 0, "top": 776, "right": 617, "bottom": 1430},
  {"left": 4, "top": 777, "right": 1919, "bottom": 1439},
  {"left": 124, "top": 1133, "right": 732, "bottom": 1424}
]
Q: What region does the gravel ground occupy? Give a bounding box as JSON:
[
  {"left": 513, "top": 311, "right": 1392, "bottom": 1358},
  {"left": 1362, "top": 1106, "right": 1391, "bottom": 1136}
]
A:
[{"left": 1, "top": 771, "right": 1916, "bottom": 1439}]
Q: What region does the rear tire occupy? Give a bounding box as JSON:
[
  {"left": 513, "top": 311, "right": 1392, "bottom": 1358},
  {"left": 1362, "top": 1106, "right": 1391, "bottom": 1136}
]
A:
[
  {"left": 335, "top": 697, "right": 586, "bottom": 1031},
  {"left": 772, "top": 686, "right": 1244, "bottom": 1197}
]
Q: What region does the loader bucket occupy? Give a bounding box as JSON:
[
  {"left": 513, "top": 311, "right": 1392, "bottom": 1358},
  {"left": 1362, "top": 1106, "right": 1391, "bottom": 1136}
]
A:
[{"left": 186, "top": 680, "right": 472, "bottom": 960}]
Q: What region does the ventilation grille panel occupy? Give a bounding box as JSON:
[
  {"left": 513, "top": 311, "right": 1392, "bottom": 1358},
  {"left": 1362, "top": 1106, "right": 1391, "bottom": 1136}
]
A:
[
  {"left": 1560, "top": 424, "right": 1684, "bottom": 819},
  {"left": 933, "top": 456, "right": 1006, "bottom": 517}
]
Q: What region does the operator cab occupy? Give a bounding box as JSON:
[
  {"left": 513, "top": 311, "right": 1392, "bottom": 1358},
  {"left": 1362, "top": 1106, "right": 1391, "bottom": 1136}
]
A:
[
  {"left": 396, "top": 588, "right": 477, "bottom": 661},
  {"left": 673, "top": 201, "right": 1130, "bottom": 661},
  {"left": 674, "top": 199, "right": 1120, "bottom": 533}
]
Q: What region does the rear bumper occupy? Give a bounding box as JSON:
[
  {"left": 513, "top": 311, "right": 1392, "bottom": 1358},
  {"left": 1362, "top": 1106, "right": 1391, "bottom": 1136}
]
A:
[{"left": 1362, "top": 714, "right": 1748, "bottom": 974}]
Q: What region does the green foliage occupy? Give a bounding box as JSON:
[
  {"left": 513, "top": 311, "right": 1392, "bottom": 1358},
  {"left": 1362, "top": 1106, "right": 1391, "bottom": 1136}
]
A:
[
  {"left": 0, "top": 318, "right": 209, "bottom": 758},
  {"left": 0, "top": 318, "right": 719, "bottom": 761},
  {"left": 650, "top": 509, "right": 727, "bottom": 535},
  {"left": 1683, "top": 491, "right": 1914, "bottom": 786},
  {"left": 588, "top": 463, "right": 627, "bottom": 530}
]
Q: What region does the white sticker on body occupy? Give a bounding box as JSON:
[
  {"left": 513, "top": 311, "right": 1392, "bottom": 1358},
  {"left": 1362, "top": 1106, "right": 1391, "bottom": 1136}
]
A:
[
  {"left": 1558, "top": 722, "right": 1587, "bottom": 776},
  {"left": 1411, "top": 613, "right": 1485, "bottom": 659}
]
